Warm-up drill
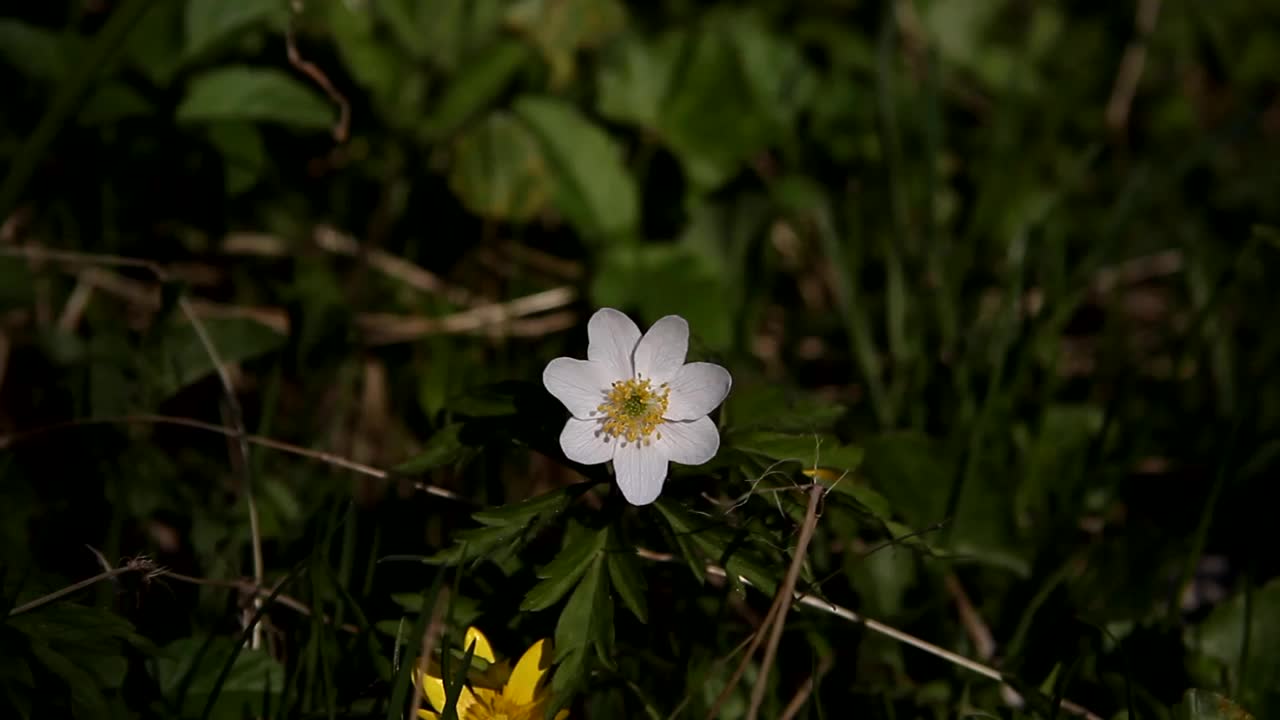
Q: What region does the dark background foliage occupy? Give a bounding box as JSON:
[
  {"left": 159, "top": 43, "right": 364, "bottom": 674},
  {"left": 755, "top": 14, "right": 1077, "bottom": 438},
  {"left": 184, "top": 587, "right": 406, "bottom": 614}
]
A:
[{"left": 1, "top": 0, "right": 1278, "bottom": 718}]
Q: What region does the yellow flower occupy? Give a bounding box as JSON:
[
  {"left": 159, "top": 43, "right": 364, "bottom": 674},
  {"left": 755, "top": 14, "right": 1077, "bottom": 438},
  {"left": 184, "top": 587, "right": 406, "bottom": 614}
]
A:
[{"left": 413, "top": 626, "right": 568, "bottom": 720}]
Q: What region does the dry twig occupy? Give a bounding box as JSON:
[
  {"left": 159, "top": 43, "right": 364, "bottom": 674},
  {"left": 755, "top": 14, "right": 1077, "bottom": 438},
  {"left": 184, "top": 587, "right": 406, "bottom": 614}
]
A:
[{"left": 746, "top": 483, "right": 825, "bottom": 720}]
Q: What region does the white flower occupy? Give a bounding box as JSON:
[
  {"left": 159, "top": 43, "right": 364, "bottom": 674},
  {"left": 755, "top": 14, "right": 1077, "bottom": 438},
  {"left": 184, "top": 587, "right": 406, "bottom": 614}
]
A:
[{"left": 542, "top": 308, "right": 732, "bottom": 506}]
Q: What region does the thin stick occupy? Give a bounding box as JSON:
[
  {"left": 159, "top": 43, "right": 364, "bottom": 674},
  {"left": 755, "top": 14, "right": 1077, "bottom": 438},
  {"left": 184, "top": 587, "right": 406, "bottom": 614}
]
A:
[
  {"left": 746, "top": 483, "right": 824, "bottom": 720},
  {"left": 777, "top": 652, "right": 833, "bottom": 720},
  {"left": 1105, "top": 0, "right": 1163, "bottom": 132},
  {"left": 8, "top": 566, "right": 135, "bottom": 616},
  {"left": 944, "top": 571, "right": 996, "bottom": 661},
  {"left": 637, "top": 548, "right": 1102, "bottom": 720},
  {"left": 0, "top": 413, "right": 467, "bottom": 503},
  {"left": 285, "top": 0, "right": 350, "bottom": 143}
]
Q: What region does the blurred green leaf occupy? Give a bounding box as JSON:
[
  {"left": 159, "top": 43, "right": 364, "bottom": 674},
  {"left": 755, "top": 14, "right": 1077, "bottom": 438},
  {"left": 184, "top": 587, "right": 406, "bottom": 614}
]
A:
[
  {"left": 0, "top": 20, "right": 74, "bottom": 82},
  {"left": 1188, "top": 577, "right": 1280, "bottom": 717},
  {"left": 421, "top": 40, "right": 529, "bottom": 140},
  {"left": 154, "top": 636, "right": 283, "bottom": 720},
  {"left": 596, "top": 33, "right": 680, "bottom": 130},
  {"left": 183, "top": 0, "right": 284, "bottom": 61},
  {"left": 78, "top": 82, "right": 153, "bottom": 126},
  {"left": 592, "top": 244, "right": 733, "bottom": 350},
  {"left": 393, "top": 423, "right": 472, "bottom": 474},
  {"left": 506, "top": 0, "right": 627, "bottom": 88},
  {"left": 204, "top": 121, "right": 266, "bottom": 195},
  {"left": 861, "top": 432, "right": 951, "bottom": 530},
  {"left": 124, "top": 1, "right": 185, "bottom": 86},
  {"left": 177, "top": 66, "right": 336, "bottom": 129},
  {"left": 521, "top": 523, "right": 607, "bottom": 612},
  {"left": 514, "top": 95, "right": 639, "bottom": 242},
  {"left": 733, "top": 431, "right": 864, "bottom": 474},
  {"left": 380, "top": 0, "right": 506, "bottom": 71},
  {"left": 449, "top": 111, "right": 552, "bottom": 222},
  {"left": 722, "top": 381, "right": 847, "bottom": 434},
  {"left": 1175, "top": 689, "right": 1256, "bottom": 720},
  {"left": 152, "top": 316, "right": 285, "bottom": 398}
]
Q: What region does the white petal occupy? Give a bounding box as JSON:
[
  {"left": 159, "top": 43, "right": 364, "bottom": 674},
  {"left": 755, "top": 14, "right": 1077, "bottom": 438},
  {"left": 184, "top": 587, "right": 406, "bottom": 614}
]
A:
[
  {"left": 587, "top": 308, "right": 640, "bottom": 377},
  {"left": 632, "top": 315, "right": 688, "bottom": 384},
  {"left": 558, "top": 418, "right": 614, "bottom": 465},
  {"left": 543, "top": 358, "right": 609, "bottom": 419},
  {"left": 612, "top": 440, "right": 669, "bottom": 505},
  {"left": 664, "top": 362, "right": 732, "bottom": 421},
  {"left": 657, "top": 416, "right": 720, "bottom": 466}
]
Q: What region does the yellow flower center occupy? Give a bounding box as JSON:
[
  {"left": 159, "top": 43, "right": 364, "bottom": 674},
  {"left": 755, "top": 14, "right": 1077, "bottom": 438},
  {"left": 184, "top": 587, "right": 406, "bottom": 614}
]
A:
[{"left": 597, "top": 376, "right": 670, "bottom": 445}]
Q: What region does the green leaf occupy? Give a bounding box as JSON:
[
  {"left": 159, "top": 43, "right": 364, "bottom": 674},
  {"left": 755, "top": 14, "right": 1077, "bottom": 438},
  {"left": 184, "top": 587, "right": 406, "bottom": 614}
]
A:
[
  {"left": 596, "top": 33, "right": 680, "bottom": 129},
  {"left": 861, "top": 432, "right": 951, "bottom": 531},
  {"left": 420, "top": 40, "right": 530, "bottom": 140},
  {"left": 732, "top": 431, "right": 865, "bottom": 475},
  {"left": 721, "top": 380, "right": 847, "bottom": 434},
  {"left": 124, "top": 1, "right": 185, "bottom": 87},
  {"left": 151, "top": 316, "right": 285, "bottom": 398},
  {"left": 506, "top": 0, "right": 627, "bottom": 88},
  {"left": 205, "top": 121, "right": 266, "bottom": 196},
  {"left": 471, "top": 485, "right": 575, "bottom": 527},
  {"left": 513, "top": 95, "right": 639, "bottom": 241},
  {"left": 379, "top": 0, "right": 506, "bottom": 70},
  {"left": 1175, "top": 689, "right": 1256, "bottom": 720},
  {"left": 154, "top": 637, "right": 284, "bottom": 720},
  {"left": 1188, "top": 577, "right": 1280, "bottom": 717},
  {"left": 78, "top": 82, "right": 153, "bottom": 126},
  {"left": 521, "top": 523, "right": 607, "bottom": 612},
  {"left": 448, "top": 111, "right": 552, "bottom": 222},
  {"left": 183, "top": 0, "right": 284, "bottom": 61},
  {"left": 553, "top": 555, "right": 612, "bottom": 687},
  {"left": 654, "top": 500, "right": 779, "bottom": 595},
  {"left": 591, "top": 244, "right": 733, "bottom": 351},
  {"left": 177, "top": 66, "right": 336, "bottom": 129},
  {"left": 0, "top": 20, "right": 75, "bottom": 82},
  {"left": 605, "top": 538, "right": 648, "bottom": 623},
  {"left": 393, "top": 423, "right": 472, "bottom": 474}
]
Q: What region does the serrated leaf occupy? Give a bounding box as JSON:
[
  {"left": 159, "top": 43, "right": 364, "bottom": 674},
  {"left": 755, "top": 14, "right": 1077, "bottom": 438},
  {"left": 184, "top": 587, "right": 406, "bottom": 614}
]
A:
[
  {"left": 183, "top": 0, "right": 283, "bottom": 61},
  {"left": 471, "top": 486, "right": 575, "bottom": 527},
  {"left": 393, "top": 423, "right": 470, "bottom": 474},
  {"left": 733, "top": 431, "right": 865, "bottom": 475},
  {"left": 513, "top": 95, "right": 639, "bottom": 241},
  {"left": 654, "top": 500, "right": 778, "bottom": 595},
  {"left": 553, "top": 556, "right": 612, "bottom": 679},
  {"left": 606, "top": 543, "right": 648, "bottom": 623},
  {"left": 177, "top": 66, "right": 336, "bottom": 129},
  {"left": 521, "top": 524, "right": 607, "bottom": 612}
]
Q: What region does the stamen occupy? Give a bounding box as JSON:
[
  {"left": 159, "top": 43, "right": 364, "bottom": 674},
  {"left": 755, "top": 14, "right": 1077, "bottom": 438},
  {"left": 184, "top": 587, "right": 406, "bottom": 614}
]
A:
[{"left": 596, "top": 376, "right": 670, "bottom": 444}]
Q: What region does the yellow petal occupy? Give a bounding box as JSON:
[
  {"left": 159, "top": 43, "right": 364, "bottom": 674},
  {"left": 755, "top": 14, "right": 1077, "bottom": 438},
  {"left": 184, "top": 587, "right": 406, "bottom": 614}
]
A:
[
  {"left": 415, "top": 710, "right": 441, "bottom": 720},
  {"left": 454, "top": 685, "right": 477, "bottom": 717},
  {"left": 554, "top": 711, "right": 570, "bottom": 720},
  {"left": 504, "top": 638, "right": 553, "bottom": 704},
  {"left": 414, "top": 669, "right": 447, "bottom": 712},
  {"left": 464, "top": 626, "right": 498, "bottom": 663}
]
